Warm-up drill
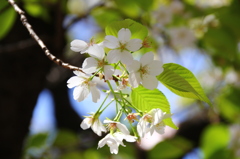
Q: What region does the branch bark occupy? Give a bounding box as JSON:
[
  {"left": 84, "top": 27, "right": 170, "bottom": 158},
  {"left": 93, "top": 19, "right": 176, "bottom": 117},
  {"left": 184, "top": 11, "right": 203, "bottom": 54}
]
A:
[{"left": 7, "top": 0, "right": 83, "bottom": 72}]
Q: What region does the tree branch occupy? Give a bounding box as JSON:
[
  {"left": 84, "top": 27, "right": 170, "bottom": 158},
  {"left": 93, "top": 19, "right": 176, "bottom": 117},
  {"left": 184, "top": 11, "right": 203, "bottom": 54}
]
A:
[{"left": 7, "top": 0, "right": 83, "bottom": 72}]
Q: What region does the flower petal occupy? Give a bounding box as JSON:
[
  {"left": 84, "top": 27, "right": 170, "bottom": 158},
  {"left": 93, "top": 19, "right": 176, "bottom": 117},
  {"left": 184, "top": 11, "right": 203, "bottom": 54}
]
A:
[
  {"left": 92, "top": 119, "right": 106, "bottom": 136},
  {"left": 90, "top": 84, "right": 100, "bottom": 103},
  {"left": 80, "top": 117, "right": 92, "bottom": 130},
  {"left": 129, "top": 72, "right": 141, "bottom": 88},
  {"left": 124, "top": 135, "right": 137, "bottom": 142},
  {"left": 104, "top": 36, "right": 119, "bottom": 49},
  {"left": 119, "top": 50, "right": 133, "bottom": 65},
  {"left": 142, "top": 74, "right": 158, "bottom": 90},
  {"left": 116, "top": 123, "right": 130, "bottom": 135},
  {"left": 82, "top": 57, "right": 98, "bottom": 74},
  {"left": 107, "top": 49, "right": 121, "bottom": 64},
  {"left": 126, "top": 39, "right": 142, "bottom": 51},
  {"left": 98, "top": 134, "right": 111, "bottom": 148},
  {"left": 127, "top": 60, "right": 140, "bottom": 73},
  {"left": 147, "top": 60, "right": 163, "bottom": 76},
  {"left": 73, "top": 85, "right": 89, "bottom": 102},
  {"left": 70, "top": 39, "right": 88, "bottom": 53},
  {"left": 103, "top": 65, "right": 114, "bottom": 80},
  {"left": 67, "top": 76, "right": 82, "bottom": 88},
  {"left": 140, "top": 52, "right": 154, "bottom": 67},
  {"left": 87, "top": 44, "right": 105, "bottom": 60},
  {"left": 118, "top": 28, "right": 131, "bottom": 44}
]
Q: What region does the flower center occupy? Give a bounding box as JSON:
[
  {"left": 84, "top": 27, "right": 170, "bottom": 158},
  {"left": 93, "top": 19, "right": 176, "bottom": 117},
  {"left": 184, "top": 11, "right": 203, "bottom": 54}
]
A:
[
  {"left": 108, "top": 123, "right": 117, "bottom": 130},
  {"left": 119, "top": 42, "right": 126, "bottom": 52},
  {"left": 97, "top": 59, "right": 106, "bottom": 68},
  {"left": 143, "top": 114, "right": 152, "bottom": 123},
  {"left": 139, "top": 66, "right": 148, "bottom": 75}
]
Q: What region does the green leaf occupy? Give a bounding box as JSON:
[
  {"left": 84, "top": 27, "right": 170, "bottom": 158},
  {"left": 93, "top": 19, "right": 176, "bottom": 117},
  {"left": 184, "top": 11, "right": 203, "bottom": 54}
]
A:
[
  {"left": 105, "top": 19, "right": 148, "bottom": 40},
  {"left": 149, "top": 136, "right": 193, "bottom": 159},
  {"left": 0, "top": 2, "right": 16, "bottom": 40},
  {"left": 201, "top": 124, "right": 230, "bottom": 159},
  {"left": 157, "top": 63, "right": 211, "bottom": 106},
  {"left": 216, "top": 86, "right": 240, "bottom": 122},
  {"left": 131, "top": 85, "right": 178, "bottom": 129}
]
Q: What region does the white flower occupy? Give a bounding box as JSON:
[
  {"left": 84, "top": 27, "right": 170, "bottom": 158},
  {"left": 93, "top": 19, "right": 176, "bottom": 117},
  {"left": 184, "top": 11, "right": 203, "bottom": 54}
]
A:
[
  {"left": 137, "top": 114, "right": 151, "bottom": 138},
  {"left": 168, "top": 27, "right": 196, "bottom": 48},
  {"left": 127, "top": 52, "right": 162, "bottom": 90},
  {"left": 149, "top": 109, "right": 172, "bottom": 135},
  {"left": 82, "top": 44, "right": 114, "bottom": 80},
  {"left": 104, "top": 28, "right": 142, "bottom": 65},
  {"left": 169, "top": 1, "right": 184, "bottom": 14},
  {"left": 98, "top": 132, "right": 137, "bottom": 154},
  {"left": 80, "top": 113, "right": 107, "bottom": 136},
  {"left": 67, "top": 71, "right": 100, "bottom": 103},
  {"left": 154, "top": 6, "right": 172, "bottom": 25},
  {"left": 70, "top": 39, "right": 100, "bottom": 54},
  {"left": 137, "top": 108, "right": 172, "bottom": 138},
  {"left": 104, "top": 120, "right": 130, "bottom": 135}
]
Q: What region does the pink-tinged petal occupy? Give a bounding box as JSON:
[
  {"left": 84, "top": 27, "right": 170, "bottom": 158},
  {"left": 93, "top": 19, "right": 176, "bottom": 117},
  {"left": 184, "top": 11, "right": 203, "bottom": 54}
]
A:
[
  {"left": 116, "top": 123, "right": 130, "bottom": 135},
  {"left": 120, "top": 50, "right": 133, "bottom": 65},
  {"left": 104, "top": 36, "right": 119, "bottom": 49},
  {"left": 73, "top": 85, "right": 89, "bottom": 102},
  {"left": 70, "top": 39, "right": 88, "bottom": 52},
  {"left": 103, "top": 65, "right": 114, "bottom": 80},
  {"left": 90, "top": 85, "right": 100, "bottom": 103},
  {"left": 107, "top": 49, "right": 121, "bottom": 64},
  {"left": 118, "top": 28, "right": 131, "bottom": 43},
  {"left": 127, "top": 60, "right": 140, "bottom": 72},
  {"left": 80, "top": 118, "right": 92, "bottom": 130},
  {"left": 82, "top": 57, "right": 98, "bottom": 74},
  {"left": 147, "top": 60, "right": 163, "bottom": 76},
  {"left": 67, "top": 76, "right": 82, "bottom": 88},
  {"left": 140, "top": 52, "right": 154, "bottom": 67},
  {"left": 129, "top": 72, "right": 141, "bottom": 88},
  {"left": 142, "top": 74, "right": 158, "bottom": 90},
  {"left": 87, "top": 44, "right": 105, "bottom": 60},
  {"left": 126, "top": 39, "right": 142, "bottom": 51}
]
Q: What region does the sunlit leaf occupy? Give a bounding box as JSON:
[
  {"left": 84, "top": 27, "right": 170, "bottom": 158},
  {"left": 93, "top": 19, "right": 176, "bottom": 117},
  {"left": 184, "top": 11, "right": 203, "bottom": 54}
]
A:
[
  {"left": 105, "top": 19, "right": 148, "bottom": 40},
  {"left": 157, "top": 63, "right": 211, "bottom": 106},
  {"left": 131, "top": 86, "right": 178, "bottom": 129}
]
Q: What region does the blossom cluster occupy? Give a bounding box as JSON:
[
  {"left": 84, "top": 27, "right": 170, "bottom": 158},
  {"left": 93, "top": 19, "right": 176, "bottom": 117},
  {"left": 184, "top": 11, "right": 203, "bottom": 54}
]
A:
[{"left": 67, "top": 28, "right": 172, "bottom": 154}]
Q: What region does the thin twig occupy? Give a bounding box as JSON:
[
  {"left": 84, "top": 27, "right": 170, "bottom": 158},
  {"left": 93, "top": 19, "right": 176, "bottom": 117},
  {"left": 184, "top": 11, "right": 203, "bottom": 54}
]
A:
[{"left": 7, "top": 0, "right": 83, "bottom": 72}]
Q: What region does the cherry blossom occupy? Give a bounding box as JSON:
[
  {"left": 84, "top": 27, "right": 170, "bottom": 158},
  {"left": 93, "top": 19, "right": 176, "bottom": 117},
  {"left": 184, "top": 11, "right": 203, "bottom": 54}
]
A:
[
  {"left": 98, "top": 132, "right": 137, "bottom": 154},
  {"left": 67, "top": 71, "right": 100, "bottom": 103},
  {"left": 127, "top": 52, "right": 162, "bottom": 90},
  {"left": 104, "top": 120, "right": 130, "bottom": 135},
  {"left": 154, "top": 6, "right": 172, "bottom": 25},
  {"left": 169, "top": 27, "right": 196, "bottom": 48},
  {"left": 80, "top": 113, "right": 107, "bottom": 136},
  {"left": 137, "top": 108, "right": 172, "bottom": 138},
  {"left": 82, "top": 44, "right": 114, "bottom": 80},
  {"left": 104, "top": 28, "right": 142, "bottom": 65}
]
